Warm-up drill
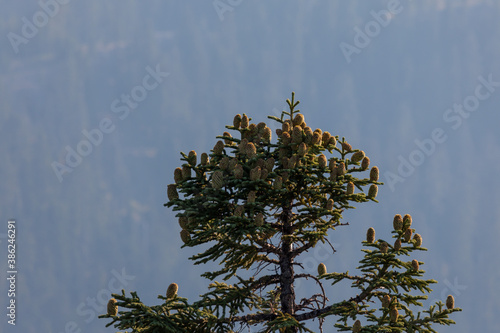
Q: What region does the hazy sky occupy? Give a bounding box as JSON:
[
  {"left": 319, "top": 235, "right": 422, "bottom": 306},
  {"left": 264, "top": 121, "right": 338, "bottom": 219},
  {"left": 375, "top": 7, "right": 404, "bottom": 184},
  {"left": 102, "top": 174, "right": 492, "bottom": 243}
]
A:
[{"left": 1, "top": 1, "right": 499, "bottom": 332}]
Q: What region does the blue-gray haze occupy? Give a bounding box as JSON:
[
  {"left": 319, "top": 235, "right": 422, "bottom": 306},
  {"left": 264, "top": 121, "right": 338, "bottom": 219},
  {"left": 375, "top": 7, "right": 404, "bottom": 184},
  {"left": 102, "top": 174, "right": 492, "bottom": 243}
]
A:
[{"left": 1, "top": 1, "right": 498, "bottom": 332}]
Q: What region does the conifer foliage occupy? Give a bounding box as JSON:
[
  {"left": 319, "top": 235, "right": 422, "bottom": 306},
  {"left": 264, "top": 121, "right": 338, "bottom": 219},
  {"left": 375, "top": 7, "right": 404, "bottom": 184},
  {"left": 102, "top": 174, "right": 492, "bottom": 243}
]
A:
[{"left": 101, "top": 93, "right": 461, "bottom": 332}]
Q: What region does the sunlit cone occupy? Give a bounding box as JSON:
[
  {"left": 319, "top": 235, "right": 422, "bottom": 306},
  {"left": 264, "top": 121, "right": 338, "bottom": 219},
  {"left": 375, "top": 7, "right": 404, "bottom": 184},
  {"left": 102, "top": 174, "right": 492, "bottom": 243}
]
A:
[
  {"left": 352, "top": 320, "right": 361, "bottom": 333},
  {"left": 234, "top": 164, "right": 244, "bottom": 179},
  {"left": 394, "top": 238, "right": 402, "bottom": 251},
  {"left": 304, "top": 127, "right": 313, "bottom": 144},
  {"left": 187, "top": 150, "right": 197, "bottom": 166},
  {"left": 247, "top": 191, "right": 257, "bottom": 203},
  {"left": 350, "top": 150, "right": 365, "bottom": 163},
  {"left": 274, "top": 176, "right": 283, "bottom": 190},
  {"left": 241, "top": 114, "right": 249, "bottom": 128},
  {"left": 282, "top": 121, "right": 291, "bottom": 133},
  {"left": 375, "top": 239, "right": 387, "bottom": 253},
  {"left": 393, "top": 214, "right": 403, "bottom": 231},
  {"left": 213, "top": 140, "right": 224, "bottom": 155},
  {"left": 317, "top": 263, "right": 327, "bottom": 275},
  {"left": 329, "top": 158, "right": 336, "bottom": 171},
  {"left": 182, "top": 165, "right": 191, "bottom": 180},
  {"left": 201, "top": 152, "right": 209, "bottom": 166},
  {"left": 322, "top": 131, "right": 332, "bottom": 146},
  {"left": 328, "top": 136, "right": 337, "bottom": 147},
  {"left": 411, "top": 259, "right": 419, "bottom": 271},
  {"left": 446, "top": 295, "right": 455, "bottom": 309},
  {"left": 368, "top": 184, "right": 378, "bottom": 198},
  {"left": 276, "top": 128, "right": 283, "bottom": 137},
  {"left": 265, "top": 157, "right": 275, "bottom": 172},
  {"left": 293, "top": 113, "right": 305, "bottom": 127},
  {"left": 292, "top": 126, "right": 303, "bottom": 144},
  {"left": 246, "top": 142, "right": 257, "bottom": 158},
  {"left": 257, "top": 121, "right": 266, "bottom": 132},
  {"left": 234, "top": 205, "right": 244, "bottom": 217},
  {"left": 337, "top": 162, "right": 346, "bottom": 176},
  {"left": 298, "top": 142, "right": 308, "bottom": 156},
  {"left": 107, "top": 298, "right": 118, "bottom": 316},
  {"left": 317, "top": 154, "right": 327, "bottom": 169},
  {"left": 233, "top": 114, "right": 242, "bottom": 128},
  {"left": 219, "top": 157, "right": 229, "bottom": 170},
  {"left": 178, "top": 216, "right": 189, "bottom": 229},
  {"left": 250, "top": 166, "right": 261, "bottom": 181},
  {"left": 347, "top": 182, "right": 355, "bottom": 195},
  {"left": 255, "top": 213, "right": 264, "bottom": 227},
  {"left": 382, "top": 294, "right": 391, "bottom": 308},
  {"left": 361, "top": 156, "right": 370, "bottom": 170},
  {"left": 366, "top": 227, "right": 375, "bottom": 243},
  {"left": 390, "top": 307, "right": 399, "bottom": 322},
  {"left": 281, "top": 132, "right": 291, "bottom": 146},
  {"left": 247, "top": 123, "right": 257, "bottom": 139},
  {"left": 403, "top": 214, "right": 412, "bottom": 231},
  {"left": 212, "top": 170, "right": 224, "bottom": 189},
  {"left": 166, "top": 283, "right": 178, "bottom": 299},
  {"left": 167, "top": 184, "right": 178, "bottom": 201},
  {"left": 263, "top": 127, "right": 272, "bottom": 142},
  {"left": 311, "top": 132, "right": 322, "bottom": 145},
  {"left": 180, "top": 229, "right": 190, "bottom": 244},
  {"left": 341, "top": 141, "right": 352, "bottom": 152},
  {"left": 403, "top": 228, "right": 413, "bottom": 242},
  {"left": 222, "top": 132, "right": 233, "bottom": 145},
  {"left": 413, "top": 233, "right": 422, "bottom": 247},
  {"left": 370, "top": 166, "right": 379, "bottom": 181},
  {"left": 326, "top": 199, "right": 334, "bottom": 211},
  {"left": 174, "top": 167, "right": 183, "bottom": 184},
  {"left": 238, "top": 138, "right": 248, "bottom": 154}
]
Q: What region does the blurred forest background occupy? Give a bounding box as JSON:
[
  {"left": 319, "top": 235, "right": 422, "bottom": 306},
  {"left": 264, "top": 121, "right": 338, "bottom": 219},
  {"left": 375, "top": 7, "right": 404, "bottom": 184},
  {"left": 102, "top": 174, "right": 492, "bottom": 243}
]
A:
[{"left": 1, "top": 1, "right": 499, "bottom": 332}]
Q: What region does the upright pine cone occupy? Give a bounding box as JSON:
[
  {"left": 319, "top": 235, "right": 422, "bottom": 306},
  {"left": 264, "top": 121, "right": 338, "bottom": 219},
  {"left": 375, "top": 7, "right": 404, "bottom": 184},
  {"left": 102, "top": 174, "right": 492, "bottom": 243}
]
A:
[
  {"left": 255, "top": 213, "right": 264, "bottom": 227},
  {"left": 318, "top": 154, "right": 327, "bottom": 169},
  {"left": 233, "top": 114, "right": 242, "bottom": 128},
  {"left": 361, "top": 156, "right": 370, "bottom": 170},
  {"left": 351, "top": 150, "right": 365, "bottom": 163},
  {"left": 352, "top": 320, "right": 361, "bottom": 333},
  {"left": 180, "top": 229, "right": 190, "bottom": 244},
  {"left": 446, "top": 295, "right": 455, "bottom": 309},
  {"left": 174, "top": 167, "right": 183, "bottom": 183},
  {"left": 187, "top": 150, "right": 197, "bottom": 166},
  {"left": 393, "top": 214, "right": 403, "bottom": 231},
  {"left": 317, "top": 263, "right": 327, "bottom": 275},
  {"left": 107, "top": 298, "right": 118, "bottom": 316},
  {"left": 394, "top": 238, "right": 402, "bottom": 251},
  {"left": 370, "top": 166, "right": 379, "bottom": 181},
  {"left": 166, "top": 283, "right": 178, "bottom": 299},
  {"left": 403, "top": 214, "right": 412, "bottom": 230},
  {"left": 241, "top": 114, "right": 249, "bottom": 128},
  {"left": 390, "top": 307, "right": 399, "bottom": 322},
  {"left": 366, "top": 227, "right": 375, "bottom": 243},
  {"left": 413, "top": 233, "right": 423, "bottom": 247},
  {"left": 211, "top": 170, "right": 224, "bottom": 189},
  {"left": 167, "top": 184, "right": 178, "bottom": 201},
  {"left": 368, "top": 184, "right": 378, "bottom": 198}
]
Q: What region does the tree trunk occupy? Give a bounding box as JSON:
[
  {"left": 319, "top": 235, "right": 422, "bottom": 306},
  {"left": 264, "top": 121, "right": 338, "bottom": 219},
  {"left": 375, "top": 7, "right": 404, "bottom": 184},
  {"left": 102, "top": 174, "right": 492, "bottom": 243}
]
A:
[{"left": 280, "top": 203, "right": 298, "bottom": 333}]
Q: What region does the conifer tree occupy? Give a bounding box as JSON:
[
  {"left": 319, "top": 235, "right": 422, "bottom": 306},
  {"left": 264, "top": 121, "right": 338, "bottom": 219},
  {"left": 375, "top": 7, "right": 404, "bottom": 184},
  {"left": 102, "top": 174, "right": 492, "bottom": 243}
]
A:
[{"left": 101, "top": 93, "right": 461, "bottom": 332}]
